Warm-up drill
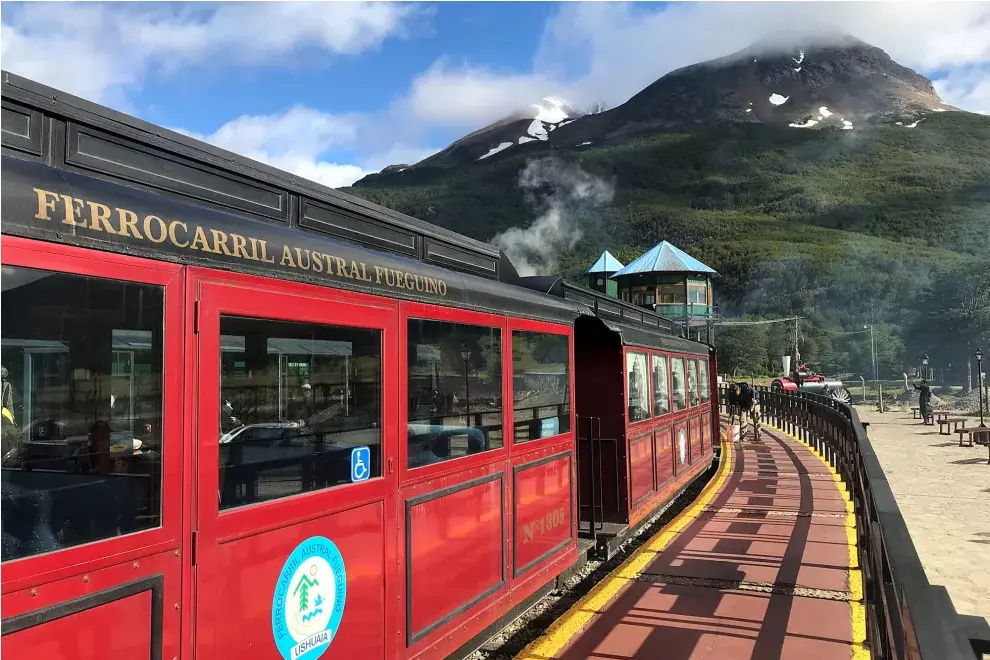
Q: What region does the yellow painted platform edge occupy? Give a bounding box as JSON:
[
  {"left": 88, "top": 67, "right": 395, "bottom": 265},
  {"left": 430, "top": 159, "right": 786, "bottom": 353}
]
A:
[
  {"left": 766, "top": 423, "right": 870, "bottom": 660},
  {"left": 512, "top": 438, "right": 734, "bottom": 660}
]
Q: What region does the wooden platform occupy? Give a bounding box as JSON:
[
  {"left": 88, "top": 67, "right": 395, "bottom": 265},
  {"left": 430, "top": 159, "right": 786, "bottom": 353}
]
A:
[{"left": 514, "top": 425, "right": 867, "bottom": 660}]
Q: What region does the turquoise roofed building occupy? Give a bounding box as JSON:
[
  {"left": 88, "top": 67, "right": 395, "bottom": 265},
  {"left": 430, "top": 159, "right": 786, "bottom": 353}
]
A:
[
  {"left": 584, "top": 250, "right": 624, "bottom": 297},
  {"left": 611, "top": 241, "right": 717, "bottom": 341}
]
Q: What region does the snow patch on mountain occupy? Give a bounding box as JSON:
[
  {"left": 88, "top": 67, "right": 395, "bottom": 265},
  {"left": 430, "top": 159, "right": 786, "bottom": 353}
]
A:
[
  {"left": 479, "top": 142, "right": 513, "bottom": 160},
  {"left": 532, "top": 97, "right": 571, "bottom": 124},
  {"left": 769, "top": 94, "right": 789, "bottom": 106}
]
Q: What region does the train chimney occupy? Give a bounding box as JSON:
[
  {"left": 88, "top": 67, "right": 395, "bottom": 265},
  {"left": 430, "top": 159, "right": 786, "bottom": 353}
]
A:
[{"left": 782, "top": 355, "right": 791, "bottom": 377}]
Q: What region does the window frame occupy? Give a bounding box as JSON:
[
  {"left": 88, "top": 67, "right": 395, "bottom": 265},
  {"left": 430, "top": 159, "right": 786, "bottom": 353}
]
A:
[
  {"left": 698, "top": 358, "right": 710, "bottom": 402},
  {"left": 0, "top": 235, "right": 184, "bottom": 592},
  {"left": 651, "top": 353, "right": 672, "bottom": 418},
  {"left": 670, "top": 355, "right": 688, "bottom": 412},
  {"left": 687, "top": 358, "right": 701, "bottom": 407},
  {"left": 508, "top": 318, "right": 574, "bottom": 453},
  {"left": 399, "top": 301, "right": 510, "bottom": 487},
  {"left": 624, "top": 348, "right": 653, "bottom": 428},
  {"left": 214, "top": 314, "right": 388, "bottom": 513}
]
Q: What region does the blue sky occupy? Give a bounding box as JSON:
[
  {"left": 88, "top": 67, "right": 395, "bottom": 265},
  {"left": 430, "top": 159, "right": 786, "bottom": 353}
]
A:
[{"left": 3, "top": 2, "right": 988, "bottom": 188}]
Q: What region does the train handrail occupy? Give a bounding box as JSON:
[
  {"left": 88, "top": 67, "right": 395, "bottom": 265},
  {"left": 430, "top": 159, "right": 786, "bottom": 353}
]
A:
[{"left": 719, "top": 385, "right": 985, "bottom": 660}]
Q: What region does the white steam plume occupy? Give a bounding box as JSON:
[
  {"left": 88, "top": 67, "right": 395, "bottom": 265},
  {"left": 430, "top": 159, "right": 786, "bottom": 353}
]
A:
[{"left": 493, "top": 157, "right": 613, "bottom": 276}]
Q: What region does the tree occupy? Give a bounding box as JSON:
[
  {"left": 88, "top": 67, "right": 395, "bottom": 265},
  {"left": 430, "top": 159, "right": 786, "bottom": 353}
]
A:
[
  {"left": 714, "top": 324, "right": 770, "bottom": 377},
  {"left": 911, "top": 258, "right": 990, "bottom": 390}
]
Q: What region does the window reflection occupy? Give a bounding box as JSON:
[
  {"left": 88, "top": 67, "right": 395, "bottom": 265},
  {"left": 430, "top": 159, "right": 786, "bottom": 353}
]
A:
[
  {"left": 627, "top": 352, "right": 650, "bottom": 423},
  {"left": 1, "top": 266, "right": 164, "bottom": 562},
  {"left": 218, "top": 317, "right": 381, "bottom": 509},
  {"left": 688, "top": 360, "right": 700, "bottom": 407},
  {"left": 699, "top": 360, "right": 710, "bottom": 402},
  {"left": 512, "top": 331, "right": 570, "bottom": 442},
  {"left": 671, "top": 358, "right": 687, "bottom": 411},
  {"left": 652, "top": 354, "right": 670, "bottom": 417},
  {"left": 407, "top": 320, "right": 502, "bottom": 468}
]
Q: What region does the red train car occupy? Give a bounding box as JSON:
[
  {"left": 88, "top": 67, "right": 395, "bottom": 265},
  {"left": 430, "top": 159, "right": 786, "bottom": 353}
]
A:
[
  {"left": 0, "top": 72, "right": 717, "bottom": 660},
  {"left": 517, "top": 281, "right": 717, "bottom": 558}
]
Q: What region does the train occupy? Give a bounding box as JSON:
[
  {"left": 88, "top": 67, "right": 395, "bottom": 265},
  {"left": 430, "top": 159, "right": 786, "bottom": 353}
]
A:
[{"left": 0, "top": 72, "right": 719, "bottom": 660}]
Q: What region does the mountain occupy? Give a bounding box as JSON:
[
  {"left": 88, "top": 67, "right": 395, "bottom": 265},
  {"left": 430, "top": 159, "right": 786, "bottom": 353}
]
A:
[
  {"left": 358, "top": 30, "right": 955, "bottom": 179},
  {"left": 340, "top": 31, "right": 990, "bottom": 376}
]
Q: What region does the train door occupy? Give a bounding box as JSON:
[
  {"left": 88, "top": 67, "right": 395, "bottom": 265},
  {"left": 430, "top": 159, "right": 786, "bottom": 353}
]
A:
[{"left": 188, "top": 270, "right": 398, "bottom": 660}]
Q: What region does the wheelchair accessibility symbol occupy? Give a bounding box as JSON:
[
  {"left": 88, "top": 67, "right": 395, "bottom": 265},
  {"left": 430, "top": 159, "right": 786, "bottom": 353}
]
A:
[{"left": 350, "top": 446, "right": 370, "bottom": 483}]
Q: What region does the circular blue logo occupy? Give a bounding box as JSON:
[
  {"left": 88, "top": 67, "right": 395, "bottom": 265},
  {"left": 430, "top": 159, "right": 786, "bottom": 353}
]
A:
[{"left": 271, "top": 536, "right": 346, "bottom": 660}]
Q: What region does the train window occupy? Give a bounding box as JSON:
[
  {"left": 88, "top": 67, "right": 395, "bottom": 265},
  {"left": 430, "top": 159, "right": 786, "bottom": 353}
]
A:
[
  {"left": 671, "top": 357, "right": 687, "bottom": 411},
  {"left": 512, "top": 331, "right": 570, "bottom": 442},
  {"left": 407, "top": 320, "right": 503, "bottom": 468},
  {"left": 651, "top": 354, "right": 670, "bottom": 416},
  {"left": 699, "top": 360, "right": 710, "bottom": 402},
  {"left": 217, "top": 317, "right": 382, "bottom": 510},
  {"left": 688, "top": 360, "right": 700, "bottom": 407},
  {"left": 1, "top": 266, "right": 164, "bottom": 562},
  {"left": 626, "top": 351, "right": 650, "bottom": 423}
]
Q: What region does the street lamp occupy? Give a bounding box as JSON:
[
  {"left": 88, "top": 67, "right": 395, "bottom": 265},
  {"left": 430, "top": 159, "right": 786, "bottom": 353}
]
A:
[
  {"left": 921, "top": 354, "right": 930, "bottom": 382},
  {"left": 460, "top": 346, "right": 472, "bottom": 427},
  {"left": 977, "top": 347, "right": 985, "bottom": 428}
]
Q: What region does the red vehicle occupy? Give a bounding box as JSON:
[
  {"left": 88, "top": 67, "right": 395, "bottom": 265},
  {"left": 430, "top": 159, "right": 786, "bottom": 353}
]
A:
[
  {"left": 0, "top": 72, "right": 717, "bottom": 660},
  {"left": 770, "top": 366, "right": 851, "bottom": 403}
]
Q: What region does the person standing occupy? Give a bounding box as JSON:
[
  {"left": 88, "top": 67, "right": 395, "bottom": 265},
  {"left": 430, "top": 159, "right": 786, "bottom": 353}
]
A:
[
  {"left": 913, "top": 380, "right": 933, "bottom": 425},
  {"left": 287, "top": 383, "right": 314, "bottom": 424}
]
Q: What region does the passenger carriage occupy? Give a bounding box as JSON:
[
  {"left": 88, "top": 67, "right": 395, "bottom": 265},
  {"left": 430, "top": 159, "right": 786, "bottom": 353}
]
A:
[{"left": 0, "top": 72, "right": 717, "bottom": 660}]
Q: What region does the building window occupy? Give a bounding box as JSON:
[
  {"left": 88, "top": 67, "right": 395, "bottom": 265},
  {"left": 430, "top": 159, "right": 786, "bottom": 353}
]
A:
[
  {"left": 687, "top": 360, "right": 700, "bottom": 407},
  {"left": 1, "top": 266, "right": 164, "bottom": 562},
  {"left": 671, "top": 357, "right": 687, "bottom": 411},
  {"left": 699, "top": 360, "right": 710, "bottom": 402},
  {"left": 688, "top": 286, "right": 707, "bottom": 305},
  {"left": 659, "top": 284, "right": 686, "bottom": 305},
  {"left": 407, "top": 320, "right": 503, "bottom": 468},
  {"left": 512, "top": 331, "right": 570, "bottom": 442},
  {"left": 652, "top": 354, "right": 670, "bottom": 416},
  {"left": 218, "top": 317, "right": 382, "bottom": 510},
  {"left": 627, "top": 351, "right": 650, "bottom": 423}
]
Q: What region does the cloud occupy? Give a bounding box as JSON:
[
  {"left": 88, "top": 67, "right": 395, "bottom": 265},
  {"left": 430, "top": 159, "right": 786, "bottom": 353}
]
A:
[
  {"left": 173, "top": 106, "right": 367, "bottom": 189},
  {"left": 174, "top": 107, "right": 442, "bottom": 188},
  {"left": 934, "top": 66, "right": 990, "bottom": 114},
  {"left": 1, "top": 2, "right": 419, "bottom": 105},
  {"left": 400, "top": 59, "right": 556, "bottom": 128},
  {"left": 396, "top": 1, "right": 990, "bottom": 129}
]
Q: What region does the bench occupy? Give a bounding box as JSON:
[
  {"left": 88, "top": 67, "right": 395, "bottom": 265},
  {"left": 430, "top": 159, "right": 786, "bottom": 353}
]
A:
[
  {"left": 937, "top": 417, "right": 967, "bottom": 436},
  {"left": 957, "top": 427, "right": 990, "bottom": 447},
  {"left": 911, "top": 407, "right": 920, "bottom": 419},
  {"left": 935, "top": 411, "right": 950, "bottom": 422}
]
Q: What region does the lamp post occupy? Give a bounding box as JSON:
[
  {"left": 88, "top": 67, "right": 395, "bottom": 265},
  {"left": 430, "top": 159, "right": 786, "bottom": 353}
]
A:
[
  {"left": 977, "top": 347, "right": 985, "bottom": 428},
  {"left": 460, "top": 346, "right": 472, "bottom": 427},
  {"left": 921, "top": 353, "right": 930, "bottom": 382},
  {"left": 864, "top": 324, "right": 877, "bottom": 397}
]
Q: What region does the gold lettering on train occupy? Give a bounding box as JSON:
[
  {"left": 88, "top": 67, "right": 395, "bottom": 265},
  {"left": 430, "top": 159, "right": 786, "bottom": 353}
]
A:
[
  {"left": 26, "top": 187, "right": 448, "bottom": 296},
  {"left": 522, "top": 506, "right": 567, "bottom": 545}
]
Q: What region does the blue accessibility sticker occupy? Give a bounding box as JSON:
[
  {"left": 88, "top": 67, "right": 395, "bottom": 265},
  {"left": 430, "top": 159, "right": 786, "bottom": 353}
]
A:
[
  {"left": 540, "top": 417, "right": 560, "bottom": 438},
  {"left": 350, "top": 446, "right": 370, "bottom": 483},
  {"left": 271, "top": 536, "right": 347, "bottom": 660}
]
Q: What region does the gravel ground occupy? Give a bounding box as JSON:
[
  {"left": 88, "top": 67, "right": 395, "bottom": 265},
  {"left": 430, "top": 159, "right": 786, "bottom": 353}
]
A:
[{"left": 461, "top": 460, "right": 718, "bottom": 660}]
